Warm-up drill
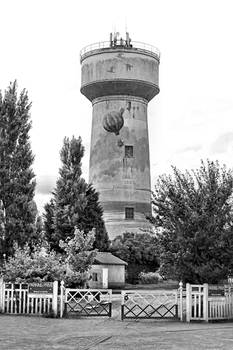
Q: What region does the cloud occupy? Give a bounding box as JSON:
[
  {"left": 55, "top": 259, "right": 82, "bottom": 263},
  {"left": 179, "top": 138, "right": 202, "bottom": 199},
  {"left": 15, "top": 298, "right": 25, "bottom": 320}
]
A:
[
  {"left": 35, "top": 175, "right": 57, "bottom": 195},
  {"left": 35, "top": 193, "right": 53, "bottom": 214},
  {"left": 211, "top": 132, "right": 233, "bottom": 154},
  {"left": 175, "top": 144, "right": 202, "bottom": 154}
]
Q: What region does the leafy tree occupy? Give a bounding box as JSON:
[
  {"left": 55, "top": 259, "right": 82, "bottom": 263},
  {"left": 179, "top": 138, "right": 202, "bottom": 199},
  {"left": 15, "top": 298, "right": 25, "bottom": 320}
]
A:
[
  {"left": 110, "top": 232, "right": 159, "bottom": 283},
  {"left": 2, "top": 228, "right": 96, "bottom": 286},
  {"left": 44, "top": 136, "right": 109, "bottom": 252},
  {"left": 0, "top": 81, "right": 36, "bottom": 258},
  {"left": 150, "top": 160, "right": 233, "bottom": 284},
  {"left": 59, "top": 227, "right": 97, "bottom": 287},
  {"left": 2, "top": 243, "right": 66, "bottom": 283},
  {"left": 34, "top": 214, "right": 45, "bottom": 246},
  {"left": 53, "top": 136, "right": 86, "bottom": 250}
]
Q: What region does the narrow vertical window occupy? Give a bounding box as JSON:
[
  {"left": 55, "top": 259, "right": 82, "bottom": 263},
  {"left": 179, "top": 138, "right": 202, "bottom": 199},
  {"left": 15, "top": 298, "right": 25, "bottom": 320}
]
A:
[
  {"left": 92, "top": 273, "right": 98, "bottom": 282},
  {"left": 125, "top": 207, "right": 134, "bottom": 219},
  {"left": 125, "top": 145, "right": 133, "bottom": 158}
]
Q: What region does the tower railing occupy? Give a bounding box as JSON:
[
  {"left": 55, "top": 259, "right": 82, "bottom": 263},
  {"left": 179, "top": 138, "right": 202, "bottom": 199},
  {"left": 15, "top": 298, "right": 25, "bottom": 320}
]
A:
[{"left": 80, "top": 40, "right": 160, "bottom": 62}]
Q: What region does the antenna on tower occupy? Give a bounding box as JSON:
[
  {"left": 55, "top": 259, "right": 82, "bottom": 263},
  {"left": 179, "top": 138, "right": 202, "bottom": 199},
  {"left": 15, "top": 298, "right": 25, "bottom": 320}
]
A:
[
  {"left": 110, "top": 32, "right": 113, "bottom": 47},
  {"left": 125, "top": 18, "right": 132, "bottom": 47}
]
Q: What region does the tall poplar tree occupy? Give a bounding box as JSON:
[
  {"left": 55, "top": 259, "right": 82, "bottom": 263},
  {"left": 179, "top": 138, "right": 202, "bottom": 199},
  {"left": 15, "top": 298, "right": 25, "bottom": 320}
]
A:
[
  {"left": 53, "top": 136, "right": 87, "bottom": 250},
  {"left": 43, "top": 198, "right": 56, "bottom": 250},
  {"left": 0, "top": 81, "right": 36, "bottom": 258},
  {"left": 44, "top": 136, "right": 109, "bottom": 252}
]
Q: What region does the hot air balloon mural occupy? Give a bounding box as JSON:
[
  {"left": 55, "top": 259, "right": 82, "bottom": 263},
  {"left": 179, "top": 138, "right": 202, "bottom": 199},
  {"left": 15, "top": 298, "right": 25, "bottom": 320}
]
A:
[{"left": 103, "top": 108, "right": 124, "bottom": 135}]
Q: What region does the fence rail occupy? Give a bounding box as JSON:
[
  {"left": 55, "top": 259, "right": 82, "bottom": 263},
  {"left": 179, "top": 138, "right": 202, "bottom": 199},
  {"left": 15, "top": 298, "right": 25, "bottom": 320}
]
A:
[
  {"left": 64, "top": 288, "right": 112, "bottom": 318},
  {"left": 80, "top": 40, "right": 160, "bottom": 61},
  {"left": 209, "top": 295, "right": 233, "bottom": 320},
  {"left": 1, "top": 280, "right": 233, "bottom": 322},
  {"left": 121, "top": 290, "right": 178, "bottom": 320}
]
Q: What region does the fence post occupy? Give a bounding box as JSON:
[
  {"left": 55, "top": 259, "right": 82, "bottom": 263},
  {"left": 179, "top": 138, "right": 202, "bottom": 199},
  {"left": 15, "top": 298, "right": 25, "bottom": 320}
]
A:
[
  {"left": 0, "top": 278, "right": 4, "bottom": 313},
  {"left": 203, "top": 283, "right": 209, "bottom": 322},
  {"left": 186, "top": 283, "right": 191, "bottom": 322},
  {"left": 179, "top": 281, "right": 183, "bottom": 321},
  {"left": 60, "top": 281, "right": 65, "bottom": 318},
  {"left": 52, "top": 281, "right": 58, "bottom": 317},
  {"left": 108, "top": 289, "right": 112, "bottom": 317},
  {"left": 121, "top": 291, "right": 125, "bottom": 321}
]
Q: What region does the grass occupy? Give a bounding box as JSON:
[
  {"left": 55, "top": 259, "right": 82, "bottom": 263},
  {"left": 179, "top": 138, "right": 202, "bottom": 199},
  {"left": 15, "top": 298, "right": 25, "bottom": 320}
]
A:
[{"left": 123, "top": 280, "right": 179, "bottom": 291}]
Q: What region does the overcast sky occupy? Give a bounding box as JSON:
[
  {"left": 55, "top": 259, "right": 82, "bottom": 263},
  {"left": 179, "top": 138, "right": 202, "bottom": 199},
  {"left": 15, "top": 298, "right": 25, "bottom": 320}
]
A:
[{"left": 1, "top": 0, "right": 233, "bottom": 213}]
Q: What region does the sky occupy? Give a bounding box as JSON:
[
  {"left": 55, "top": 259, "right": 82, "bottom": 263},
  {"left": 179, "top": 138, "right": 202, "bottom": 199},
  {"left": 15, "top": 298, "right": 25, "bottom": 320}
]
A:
[{"left": 1, "top": 0, "right": 233, "bottom": 213}]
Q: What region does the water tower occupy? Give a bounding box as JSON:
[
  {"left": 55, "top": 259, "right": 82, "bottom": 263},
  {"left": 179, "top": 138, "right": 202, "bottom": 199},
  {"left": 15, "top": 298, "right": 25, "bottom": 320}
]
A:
[{"left": 80, "top": 33, "right": 160, "bottom": 239}]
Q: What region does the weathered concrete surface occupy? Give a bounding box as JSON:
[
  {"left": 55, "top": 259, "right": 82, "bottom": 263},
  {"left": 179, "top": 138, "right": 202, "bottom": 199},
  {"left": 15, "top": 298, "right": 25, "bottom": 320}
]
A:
[
  {"left": 89, "top": 96, "right": 151, "bottom": 238},
  {"left": 81, "top": 48, "right": 159, "bottom": 101},
  {"left": 81, "top": 43, "right": 160, "bottom": 239},
  {"left": 0, "top": 315, "right": 233, "bottom": 349}
]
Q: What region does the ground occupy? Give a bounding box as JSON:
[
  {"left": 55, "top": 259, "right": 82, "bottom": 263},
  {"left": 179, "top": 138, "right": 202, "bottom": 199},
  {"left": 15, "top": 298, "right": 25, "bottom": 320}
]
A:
[{"left": 0, "top": 312, "right": 233, "bottom": 349}]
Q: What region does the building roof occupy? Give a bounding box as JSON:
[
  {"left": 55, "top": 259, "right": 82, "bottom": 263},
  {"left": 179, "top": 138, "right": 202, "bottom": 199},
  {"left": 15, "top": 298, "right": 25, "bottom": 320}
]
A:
[{"left": 94, "top": 252, "right": 128, "bottom": 266}]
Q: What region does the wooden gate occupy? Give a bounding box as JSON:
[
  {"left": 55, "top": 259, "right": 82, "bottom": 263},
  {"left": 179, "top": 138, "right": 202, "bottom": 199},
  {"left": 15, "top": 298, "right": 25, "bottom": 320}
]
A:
[
  {"left": 186, "top": 284, "right": 208, "bottom": 322},
  {"left": 186, "top": 283, "right": 233, "bottom": 322},
  {"left": 121, "top": 290, "right": 178, "bottom": 320},
  {"left": 63, "top": 289, "right": 112, "bottom": 317},
  {"left": 0, "top": 281, "right": 58, "bottom": 316}
]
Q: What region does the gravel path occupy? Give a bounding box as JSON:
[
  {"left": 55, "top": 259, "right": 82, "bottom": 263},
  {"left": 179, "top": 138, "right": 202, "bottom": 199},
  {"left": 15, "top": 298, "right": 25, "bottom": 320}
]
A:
[{"left": 0, "top": 315, "right": 233, "bottom": 349}]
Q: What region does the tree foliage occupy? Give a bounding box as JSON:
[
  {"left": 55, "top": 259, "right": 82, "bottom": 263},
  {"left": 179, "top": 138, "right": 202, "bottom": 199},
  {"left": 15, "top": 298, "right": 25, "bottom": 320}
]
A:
[
  {"left": 0, "top": 81, "right": 37, "bottom": 257},
  {"left": 2, "top": 244, "right": 66, "bottom": 283},
  {"left": 43, "top": 198, "right": 56, "bottom": 250},
  {"left": 79, "top": 184, "right": 109, "bottom": 251},
  {"left": 59, "top": 227, "right": 97, "bottom": 286},
  {"left": 44, "top": 136, "right": 109, "bottom": 252},
  {"left": 110, "top": 232, "right": 159, "bottom": 283},
  {"left": 150, "top": 160, "right": 233, "bottom": 284},
  {"left": 2, "top": 228, "right": 96, "bottom": 286}
]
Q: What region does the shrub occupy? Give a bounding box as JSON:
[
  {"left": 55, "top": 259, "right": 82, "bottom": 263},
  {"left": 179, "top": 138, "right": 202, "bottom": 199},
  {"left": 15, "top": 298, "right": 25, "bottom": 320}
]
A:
[
  {"left": 63, "top": 270, "right": 88, "bottom": 288},
  {"left": 109, "top": 232, "right": 159, "bottom": 284},
  {"left": 2, "top": 244, "right": 66, "bottom": 283},
  {"left": 2, "top": 228, "right": 96, "bottom": 286},
  {"left": 138, "top": 272, "right": 162, "bottom": 284}
]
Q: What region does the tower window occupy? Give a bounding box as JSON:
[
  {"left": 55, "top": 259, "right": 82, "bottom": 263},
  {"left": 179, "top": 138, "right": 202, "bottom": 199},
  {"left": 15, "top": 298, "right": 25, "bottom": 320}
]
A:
[
  {"left": 125, "top": 145, "right": 133, "bottom": 158},
  {"left": 125, "top": 207, "right": 134, "bottom": 220},
  {"left": 92, "top": 273, "right": 98, "bottom": 282}
]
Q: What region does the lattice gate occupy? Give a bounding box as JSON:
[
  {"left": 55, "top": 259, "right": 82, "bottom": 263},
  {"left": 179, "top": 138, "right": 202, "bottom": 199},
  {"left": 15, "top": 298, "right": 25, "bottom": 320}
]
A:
[
  {"left": 121, "top": 290, "right": 178, "bottom": 320},
  {"left": 64, "top": 289, "right": 112, "bottom": 317}
]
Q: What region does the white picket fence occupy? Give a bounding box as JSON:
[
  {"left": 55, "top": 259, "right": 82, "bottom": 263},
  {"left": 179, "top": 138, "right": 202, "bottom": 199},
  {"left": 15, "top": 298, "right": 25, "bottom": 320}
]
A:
[
  {"left": 0, "top": 279, "right": 59, "bottom": 316},
  {"left": 179, "top": 283, "right": 233, "bottom": 322},
  {"left": 208, "top": 287, "right": 233, "bottom": 320},
  {"left": 0, "top": 279, "right": 232, "bottom": 322}
]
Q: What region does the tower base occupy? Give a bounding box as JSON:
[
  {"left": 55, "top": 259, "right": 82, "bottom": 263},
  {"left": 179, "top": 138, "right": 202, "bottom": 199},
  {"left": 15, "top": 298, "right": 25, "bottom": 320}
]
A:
[{"left": 103, "top": 204, "right": 152, "bottom": 240}]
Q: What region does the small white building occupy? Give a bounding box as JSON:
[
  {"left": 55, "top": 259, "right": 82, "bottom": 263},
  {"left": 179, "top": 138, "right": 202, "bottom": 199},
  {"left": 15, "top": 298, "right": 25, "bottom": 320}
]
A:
[{"left": 89, "top": 252, "right": 127, "bottom": 289}]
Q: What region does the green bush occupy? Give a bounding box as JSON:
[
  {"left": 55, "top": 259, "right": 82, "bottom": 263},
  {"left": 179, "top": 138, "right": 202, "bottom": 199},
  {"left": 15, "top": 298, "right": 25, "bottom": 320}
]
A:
[
  {"left": 2, "top": 228, "right": 96, "bottom": 287},
  {"left": 2, "top": 244, "right": 66, "bottom": 283},
  {"left": 63, "top": 270, "right": 87, "bottom": 288},
  {"left": 138, "top": 272, "right": 161, "bottom": 284},
  {"left": 109, "top": 232, "right": 159, "bottom": 284}
]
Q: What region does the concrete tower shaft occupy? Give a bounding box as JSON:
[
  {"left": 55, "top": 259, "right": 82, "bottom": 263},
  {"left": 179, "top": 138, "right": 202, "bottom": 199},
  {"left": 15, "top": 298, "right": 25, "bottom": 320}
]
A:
[{"left": 80, "top": 36, "right": 160, "bottom": 239}]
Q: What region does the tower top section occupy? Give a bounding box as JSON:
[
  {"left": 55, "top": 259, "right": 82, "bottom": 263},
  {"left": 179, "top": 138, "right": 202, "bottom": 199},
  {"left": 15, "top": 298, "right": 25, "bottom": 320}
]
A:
[
  {"left": 80, "top": 32, "right": 160, "bottom": 102},
  {"left": 80, "top": 32, "right": 160, "bottom": 63}
]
